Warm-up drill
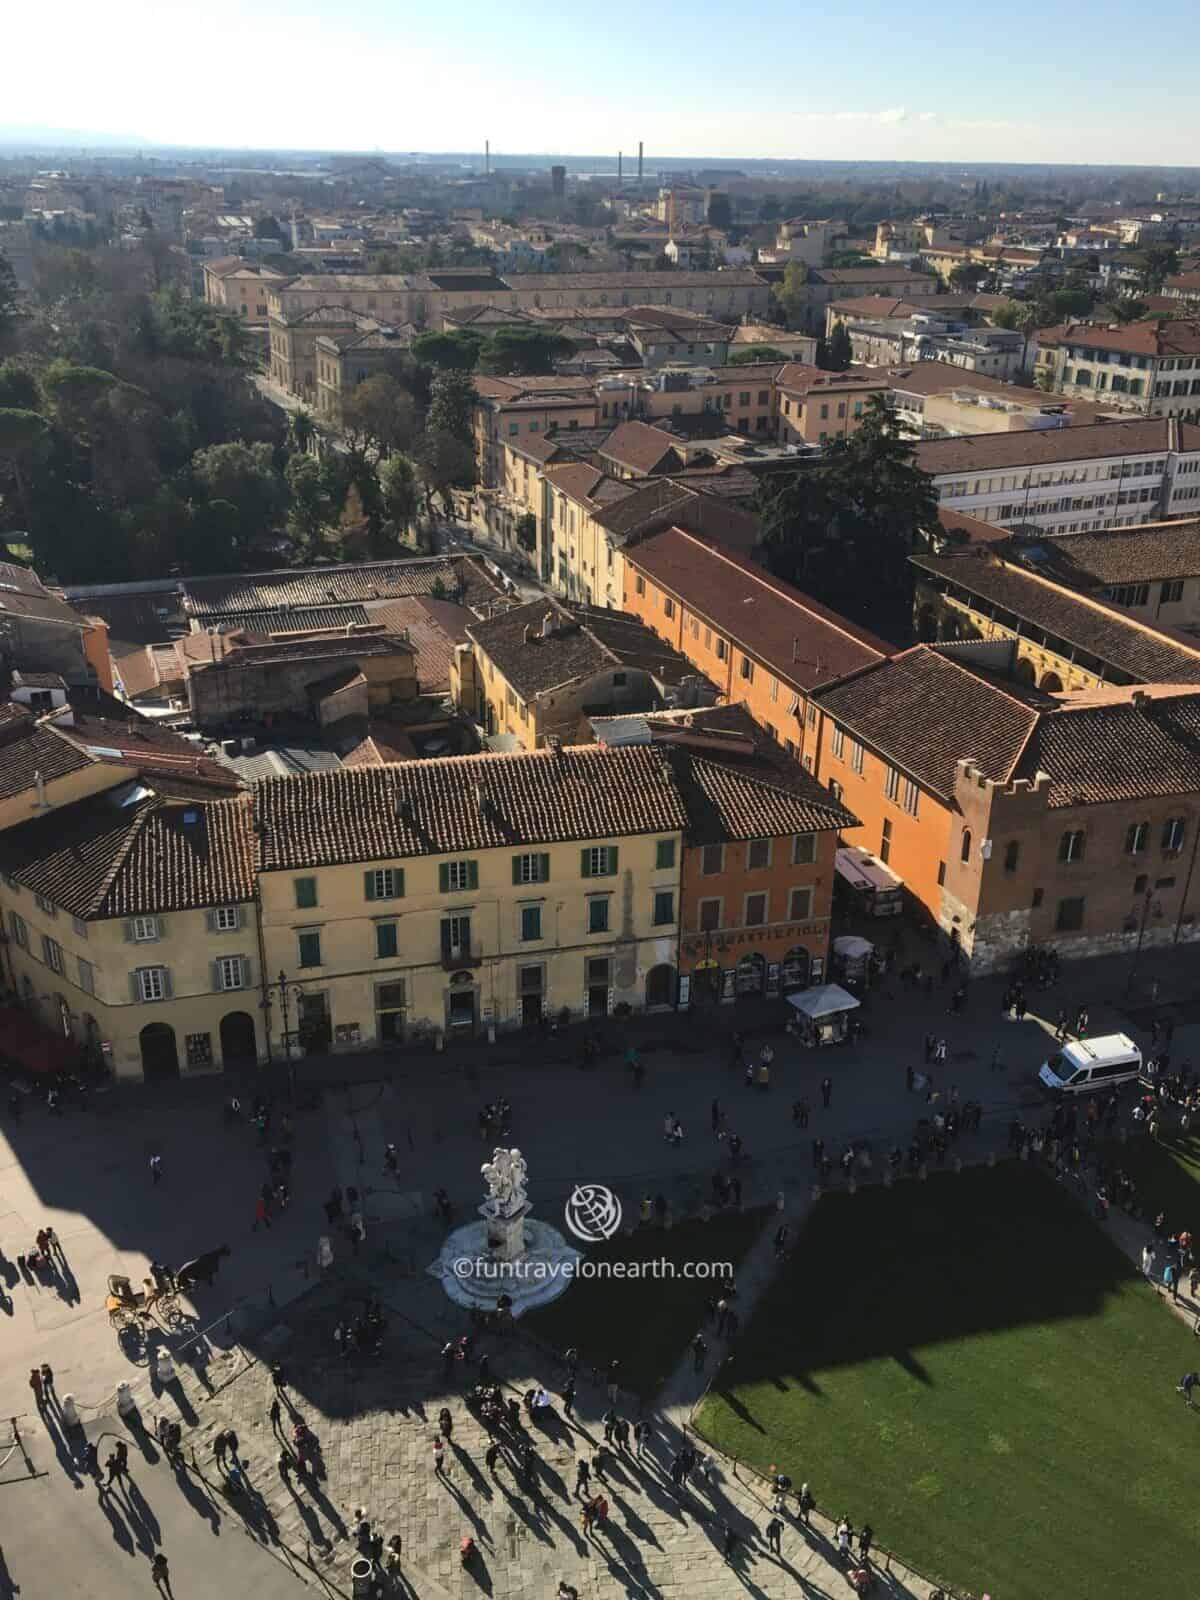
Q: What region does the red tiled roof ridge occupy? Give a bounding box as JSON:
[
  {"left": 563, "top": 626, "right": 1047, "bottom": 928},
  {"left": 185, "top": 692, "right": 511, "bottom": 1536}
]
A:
[
  {"left": 892, "top": 644, "right": 1041, "bottom": 782},
  {"left": 87, "top": 800, "right": 157, "bottom": 918},
  {"left": 639, "top": 529, "right": 892, "bottom": 659}
]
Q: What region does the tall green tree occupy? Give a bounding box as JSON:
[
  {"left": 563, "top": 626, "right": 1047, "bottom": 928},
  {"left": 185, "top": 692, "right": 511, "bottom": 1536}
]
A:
[
  {"left": 411, "top": 329, "right": 485, "bottom": 371},
  {"left": 0, "top": 407, "right": 52, "bottom": 525},
  {"left": 477, "top": 327, "right": 572, "bottom": 376},
  {"left": 0, "top": 250, "right": 21, "bottom": 345},
  {"left": 827, "top": 321, "right": 853, "bottom": 372},
  {"left": 413, "top": 430, "right": 475, "bottom": 518},
  {"left": 190, "top": 440, "right": 286, "bottom": 560},
  {"left": 757, "top": 394, "right": 936, "bottom": 638},
  {"left": 379, "top": 453, "right": 419, "bottom": 544},
  {"left": 426, "top": 368, "right": 477, "bottom": 447},
  {"left": 340, "top": 375, "right": 417, "bottom": 458}
]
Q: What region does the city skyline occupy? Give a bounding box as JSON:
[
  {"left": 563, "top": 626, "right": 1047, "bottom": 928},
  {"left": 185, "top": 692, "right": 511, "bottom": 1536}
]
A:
[{"left": 7, "top": 0, "right": 1199, "bottom": 168}]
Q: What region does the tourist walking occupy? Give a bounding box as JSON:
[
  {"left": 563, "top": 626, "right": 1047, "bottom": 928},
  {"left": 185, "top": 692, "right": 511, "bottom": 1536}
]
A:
[
  {"left": 821, "top": 1076, "right": 832, "bottom": 1109},
  {"left": 767, "top": 1517, "right": 784, "bottom": 1555},
  {"left": 39, "top": 1362, "right": 55, "bottom": 1401},
  {"left": 149, "top": 1154, "right": 163, "bottom": 1185},
  {"left": 692, "top": 1331, "right": 707, "bottom": 1372}
]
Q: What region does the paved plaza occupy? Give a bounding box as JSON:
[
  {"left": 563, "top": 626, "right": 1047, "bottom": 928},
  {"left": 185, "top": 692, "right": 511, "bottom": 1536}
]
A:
[{"left": 1, "top": 942, "right": 1198, "bottom": 1597}]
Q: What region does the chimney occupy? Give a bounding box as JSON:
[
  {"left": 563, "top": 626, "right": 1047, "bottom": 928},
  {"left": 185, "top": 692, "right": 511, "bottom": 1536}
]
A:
[
  {"left": 1131, "top": 690, "right": 1150, "bottom": 711},
  {"left": 32, "top": 769, "right": 47, "bottom": 811},
  {"left": 397, "top": 794, "right": 414, "bottom": 824},
  {"left": 546, "top": 734, "right": 563, "bottom": 757},
  {"left": 541, "top": 611, "right": 555, "bottom": 638},
  {"left": 475, "top": 781, "right": 491, "bottom": 815}
]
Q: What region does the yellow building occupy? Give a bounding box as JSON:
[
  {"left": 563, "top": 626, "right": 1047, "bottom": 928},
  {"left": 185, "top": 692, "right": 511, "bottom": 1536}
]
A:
[{"left": 254, "top": 748, "right": 685, "bottom": 1044}]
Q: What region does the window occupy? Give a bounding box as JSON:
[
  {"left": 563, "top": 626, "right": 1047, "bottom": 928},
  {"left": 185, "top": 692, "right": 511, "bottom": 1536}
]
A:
[
  {"left": 520, "top": 905, "right": 543, "bottom": 942},
  {"left": 788, "top": 886, "right": 814, "bottom": 920},
  {"left": 829, "top": 779, "right": 844, "bottom": 802},
  {"left": 587, "top": 897, "right": 610, "bottom": 934},
  {"left": 884, "top": 765, "right": 900, "bottom": 802},
  {"left": 136, "top": 966, "right": 169, "bottom": 1002},
  {"left": 769, "top": 675, "right": 779, "bottom": 703},
  {"left": 1163, "top": 816, "right": 1187, "bottom": 852},
  {"left": 902, "top": 779, "right": 919, "bottom": 817},
  {"left": 513, "top": 852, "right": 550, "bottom": 885},
  {"left": 831, "top": 726, "right": 846, "bottom": 760},
  {"left": 294, "top": 877, "right": 318, "bottom": 909},
  {"left": 653, "top": 890, "right": 675, "bottom": 926},
  {"left": 40, "top": 934, "right": 63, "bottom": 973},
  {"left": 740, "top": 655, "right": 754, "bottom": 682},
  {"left": 214, "top": 905, "right": 240, "bottom": 932},
  {"left": 35, "top": 893, "right": 56, "bottom": 917},
  {"left": 635, "top": 574, "right": 646, "bottom": 596},
  {"left": 699, "top": 898, "right": 721, "bottom": 932},
  {"left": 1004, "top": 840, "right": 1020, "bottom": 873},
  {"left": 581, "top": 846, "right": 619, "bottom": 878},
  {"left": 747, "top": 838, "right": 772, "bottom": 870},
  {"left": 793, "top": 834, "right": 816, "bottom": 865},
  {"left": 441, "top": 914, "right": 472, "bottom": 961},
  {"left": 1058, "top": 829, "right": 1085, "bottom": 864},
  {"left": 961, "top": 829, "right": 972, "bottom": 864},
  {"left": 130, "top": 915, "right": 159, "bottom": 942},
  {"left": 9, "top": 910, "right": 28, "bottom": 948},
  {"left": 663, "top": 597, "right": 676, "bottom": 620},
  {"left": 297, "top": 930, "right": 323, "bottom": 968},
  {"left": 439, "top": 860, "right": 479, "bottom": 893},
  {"left": 375, "top": 921, "right": 398, "bottom": 959},
  {"left": 1156, "top": 875, "right": 1177, "bottom": 890},
  {"left": 701, "top": 843, "right": 725, "bottom": 876},
  {"left": 880, "top": 818, "right": 893, "bottom": 865},
  {"left": 742, "top": 891, "right": 766, "bottom": 927},
  {"left": 1104, "top": 582, "right": 1150, "bottom": 607},
  {"left": 1124, "top": 821, "right": 1149, "bottom": 856},
  {"left": 1056, "top": 896, "right": 1085, "bottom": 932},
  {"left": 216, "top": 955, "right": 247, "bottom": 991},
  {"left": 715, "top": 637, "right": 728, "bottom": 661},
  {"left": 72, "top": 915, "right": 88, "bottom": 939},
  {"left": 937, "top": 861, "right": 946, "bottom": 887},
  {"left": 850, "top": 739, "right": 864, "bottom": 775},
  {"left": 77, "top": 957, "right": 94, "bottom": 996},
  {"left": 651, "top": 838, "right": 675, "bottom": 872},
  {"left": 364, "top": 867, "right": 405, "bottom": 901}
]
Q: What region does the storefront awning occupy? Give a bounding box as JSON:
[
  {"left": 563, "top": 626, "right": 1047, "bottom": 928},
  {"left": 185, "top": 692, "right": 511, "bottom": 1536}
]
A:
[
  {"left": 0, "top": 1006, "right": 78, "bottom": 1077},
  {"left": 787, "top": 983, "right": 861, "bottom": 1021}
]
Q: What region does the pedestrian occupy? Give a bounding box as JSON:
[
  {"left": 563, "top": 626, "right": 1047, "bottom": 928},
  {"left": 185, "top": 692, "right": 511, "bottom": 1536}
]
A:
[
  {"left": 83, "top": 1440, "right": 99, "bottom": 1478},
  {"left": 774, "top": 1223, "right": 790, "bottom": 1259},
  {"left": 633, "top": 1419, "right": 648, "bottom": 1457},
  {"left": 1165, "top": 1262, "right": 1178, "bottom": 1299},
  {"left": 575, "top": 1458, "right": 591, "bottom": 1498},
  {"left": 254, "top": 1194, "right": 271, "bottom": 1231},
  {"left": 39, "top": 1361, "right": 54, "bottom": 1400},
  {"left": 859, "top": 1524, "right": 874, "bottom": 1561},
  {"left": 433, "top": 1435, "right": 447, "bottom": 1476},
  {"left": 606, "top": 1359, "right": 619, "bottom": 1403},
  {"left": 821, "top": 1076, "right": 832, "bottom": 1109},
  {"left": 798, "top": 1482, "right": 814, "bottom": 1523},
  {"left": 271, "top": 1362, "right": 287, "bottom": 1392},
  {"left": 213, "top": 1431, "right": 228, "bottom": 1466},
  {"left": 278, "top": 1449, "right": 293, "bottom": 1485},
  {"left": 269, "top": 1396, "right": 282, "bottom": 1430},
  {"left": 1178, "top": 1371, "right": 1198, "bottom": 1406},
  {"left": 477, "top": 1352, "right": 491, "bottom": 1384},
  {"left": 562, "top": 1380, "right": 576, "bottom": 1418},
  {"left": 812, "top": 1136, "right": 824, "bottom": 1168},
  {"left": 485, "top": 1442, "right": 501, "bottom": 1475},
  {"left": 692, "top": 1331, "right": 707, "bottom": 1372},
  {"left": 722, "top": 1524, "right": 738, "bottom": 1563},
  {"left": 614, "top": 1417, "right": 630, "bottom": 1451},
  {"left": 797, "top": 1098, "right": 810, "bottom": 1129},
  {"left": 602, "top": 1407, "right": 617, "bottom": 1444},
  {"left": 104, "top": 1451, "right": 124, "bottom": 1487},
  {"left": 150, "top": 1551, "right": 171, "bottom": 1594},
  {"left": 29, "top": 1367, "right": 44, "bottom": 1410},
  {"left": 767, "top": 1517, "right": 783, "bottom": 1555},
  {"left": 1076, "top": 1006, "right": 1089, "bottom": 1035},
  {"left": 1142, "top": 1243, "right": 1154, "bottom": 1277},
  {"left": 905, "top": 1063, "right": 915, "bottom": 1091}
]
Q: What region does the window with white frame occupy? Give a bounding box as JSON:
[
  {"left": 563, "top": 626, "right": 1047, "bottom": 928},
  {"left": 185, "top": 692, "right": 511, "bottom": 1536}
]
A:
[
  {"left": 850, "top": 739, "right": 864, "bottom": 774},
  {"left": 214, "top": 905, "right": 240, "bottom": 932},
  {"left": 131, "top": 916, "right": 159, "bottom": 942},
  {"left": 9, "top": 910, "right": 28, "bottom": 948},
  {"left": 1163, "top": 816, "right": 1187, "bottom": 852},
  {"left": 136, "top": 966, "right": 168, "bottom": 1002},
  {"left": 884, "top": 765, "right": 900, "bottom": 801},
  {"left": 902, "top": 778, "right": 919, "bottom": 816},
  {"left": 42, "top": 935, "right": 64, "bottom": 974},
  {"left": 216, "top": 956, "right": 247, "bottom": 991},
  {"left": 35, "top": 893, "right": 56, "bottom": 917},
  {"left": 831, "top": 726, "right": 846, "bottom": 760}
]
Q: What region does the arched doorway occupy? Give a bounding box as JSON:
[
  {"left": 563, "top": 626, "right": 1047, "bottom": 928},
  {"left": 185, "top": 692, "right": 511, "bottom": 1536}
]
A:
[
  {"left": 645, "top": 964, "right": 676, "bottom": 1010},
  {"left": 1013, "top": 655, "right": 1036, "bottom": 685},
  {"left": 1040, "top": 670, "right": 1064, "bottom": 693},
  {"left": 139, "top": 1022, "right": 179, "bottom": 1082},
  {"left": 692, "top": 960, "right": 720, "bottom": 1005},
  {"left": 782, "top": 946, "right": 811, "bottom": 991},
  {"left": 220, "top": 1011, "right": 257, "bottom": 1067},
  {"left": 80, "top": 1012, "right": 100, "bottom": 1071},
  {"left": 735, "top": 952, "right": 767, "bottom": 998}
]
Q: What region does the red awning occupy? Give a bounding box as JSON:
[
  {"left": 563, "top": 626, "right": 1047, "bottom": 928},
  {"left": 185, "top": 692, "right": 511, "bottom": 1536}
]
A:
[{"left": 0, "top": 1006, "right": 78, "bottom": 1077}]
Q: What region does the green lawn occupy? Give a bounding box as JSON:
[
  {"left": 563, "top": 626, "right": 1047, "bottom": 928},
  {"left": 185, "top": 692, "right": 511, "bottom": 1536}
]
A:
[
  {"left": 1104, "top": 1129, "right": 1200, "bottom": 1234},
  {"left": 697, "top": 1165, "right": 1200, "bottom": 1600},
  {"left": 526, "top": 1207, "right": 769, "bottom": 1397}
]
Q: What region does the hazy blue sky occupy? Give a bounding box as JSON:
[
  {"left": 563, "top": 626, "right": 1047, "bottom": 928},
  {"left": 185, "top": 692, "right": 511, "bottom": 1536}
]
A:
[{"left": 8, "top": 0, "right": 1197, "bottom": 165}]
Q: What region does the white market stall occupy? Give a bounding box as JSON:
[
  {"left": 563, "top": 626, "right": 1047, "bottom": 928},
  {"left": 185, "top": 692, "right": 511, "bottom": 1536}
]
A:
[
  {"left": 786, "top": 983, "right": 861, "bottom": 1047},
  {"left": 832, "top": 935, "right": 873, "bottom": 987}
]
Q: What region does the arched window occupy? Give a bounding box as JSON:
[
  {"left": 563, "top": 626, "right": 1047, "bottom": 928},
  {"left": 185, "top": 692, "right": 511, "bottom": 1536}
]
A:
[{"left": 961, "top": 828, "right": 972, "bottom": 863}]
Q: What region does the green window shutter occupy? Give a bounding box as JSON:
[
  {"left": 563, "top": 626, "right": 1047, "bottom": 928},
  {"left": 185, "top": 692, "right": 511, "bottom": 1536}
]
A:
[
  {"left": 609, "top": 846, "right": 619, "bottom": 875},
  {"left": 539, "top": 853, "right": 550, "bottom": 882},
  {"left": 129, "top": 971, "right": 141, "bottom": 1001},
  {"left": 438, "top": 863, "right": 450, "bottom": 893},
  {"left": 364, "top": 871, "right": 377, "bottom": 902},
  {"left": 205, "top": 909, "right": 217, "bottom": 933},
  {"left": 123, "top": 919, "right": 135, "bottom": 943},
  {"left": 467, "top": 860, "right": 479, "bottom": 890},
  {"left": 395, "top": 867, "right": 404, "bottom": 898},
  {"left": 512, "top": 856, "right": 522, "bottom": 886},
  {"left": 581, "top": 849, "right": 592, "bottom": 878}
]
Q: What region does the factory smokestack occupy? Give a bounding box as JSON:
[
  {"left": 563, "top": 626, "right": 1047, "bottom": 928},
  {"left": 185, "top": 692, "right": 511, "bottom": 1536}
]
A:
[{"left": 638, "top": 141, "right": 644, "bottom": 180}]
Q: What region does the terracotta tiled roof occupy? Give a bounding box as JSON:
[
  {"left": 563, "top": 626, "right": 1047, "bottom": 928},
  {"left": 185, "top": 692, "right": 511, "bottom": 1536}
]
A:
[
  {"left": 911, "top": 552, "right": 1200, "bottom": 685},
  {"left": 915, "top": 417, "right": 1175, "bottom": 477},
  {"left": 814, "top": 645, "right": 1039, "bottom": 801},
  {"left": 502, "top": 270, "right": 767, "bottom": 291},
  {"left": 1024, "top": 519, "right": 1200, "bottom": 587},
  {"left": 0, "top": 794, "right": 256, "bottom": 918},
  {"left": 1015, "top": 689, "right": 1200, "bottom": 807},
  {"left": 811, "top": 268, "right": 934, "bottom": 286},
  {"left": 597, "top": 421, "right": 684, "bottom": 477},
  {"left": 183, "top": 556, "right": 503, "bottom": 621},
  {"left": 1038, "top": 320, "right": 1200, "bottom": 357},
  {"left": 624, "top": 529, "right": 889, "bottom": 692},
  {"left": 363, "top": 596, "right": 471, "bottom": 693},
  {"left": 0, "top": 718, "right": 98, "bottom": 802},
  {"left": 254, "top": 745, "right": 690, "bottom": 870},
  {"left": 467, "top": 600, "right": 613, "bottom": 698},
  {"left": 50, "top": 711, "right": 242, "bottom": 794},
  {"left": 776, "top": 363, "right": 885, "bottom": 397}
]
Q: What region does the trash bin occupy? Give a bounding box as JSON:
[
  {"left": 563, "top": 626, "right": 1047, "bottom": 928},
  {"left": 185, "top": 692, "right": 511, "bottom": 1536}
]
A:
[{"left": 350, "top": 1556, "right": 377, "bottom": 1597}]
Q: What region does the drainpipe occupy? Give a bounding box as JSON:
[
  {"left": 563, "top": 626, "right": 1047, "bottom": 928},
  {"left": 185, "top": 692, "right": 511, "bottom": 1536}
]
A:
[
  {"left": 1173, "top": 812, "right": 1200, "bottom": 946},
  {"left": 253, "top": 878, "right": 272, "bottom": 1067}
]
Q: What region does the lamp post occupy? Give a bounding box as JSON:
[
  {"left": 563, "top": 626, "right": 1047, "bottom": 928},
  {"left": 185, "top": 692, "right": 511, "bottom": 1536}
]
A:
[
  {"left": 1126, "top": 886, "right": 1162, "bottom": 996},
  {"left": 274, "top": 969, "right": 303, "bottom": 1107}
]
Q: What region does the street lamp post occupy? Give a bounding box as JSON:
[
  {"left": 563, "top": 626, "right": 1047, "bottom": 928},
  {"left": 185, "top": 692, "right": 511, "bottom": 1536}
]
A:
[{"left": 275, "top": 969, "right": 302, "bottom": 1107}]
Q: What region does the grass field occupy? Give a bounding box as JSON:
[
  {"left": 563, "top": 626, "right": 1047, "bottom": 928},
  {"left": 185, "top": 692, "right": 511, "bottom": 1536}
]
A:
[
  {"left": 696, "top": 1165, "right": 1200, "bottom": 1600},
  {"left": 527, "top": 1207, "right": 768, "bottom": 1397},
  {"left": 1105, "top": 1128, "right": 1200, "bottom": 1234}
]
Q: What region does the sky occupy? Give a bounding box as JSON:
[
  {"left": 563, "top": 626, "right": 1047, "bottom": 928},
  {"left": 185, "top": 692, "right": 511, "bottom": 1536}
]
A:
[{"left": 7, "top": 0, "right": 1200, "bottom": 167}]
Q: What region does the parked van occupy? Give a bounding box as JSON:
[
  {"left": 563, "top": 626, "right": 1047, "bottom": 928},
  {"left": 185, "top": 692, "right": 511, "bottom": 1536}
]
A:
[{"left": 1037, "top": 1034, "right": 1142, "bottom": 1098}]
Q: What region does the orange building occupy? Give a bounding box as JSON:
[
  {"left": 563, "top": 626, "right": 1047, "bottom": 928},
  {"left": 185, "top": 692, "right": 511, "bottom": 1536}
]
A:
[
  {"left": 775, "top": 364, "right": 888, "bottom": 447},
  {"left": 621, "top": 528, "right": 889, "bottom": 760},
  {"left": 592, "top": 704, "right": 856, "bottom": 1002}
]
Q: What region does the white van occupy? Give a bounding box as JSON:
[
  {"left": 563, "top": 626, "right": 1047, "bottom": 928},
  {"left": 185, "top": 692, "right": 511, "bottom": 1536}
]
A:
[{"left": 1037, "top": 1034, "right": 1142, "bottom": 1098}]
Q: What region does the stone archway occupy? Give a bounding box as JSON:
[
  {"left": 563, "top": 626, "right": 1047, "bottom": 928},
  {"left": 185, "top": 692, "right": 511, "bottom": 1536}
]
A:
[
  {"left": 1013, "top": 655, "right": 1036, "bottom": 685},
  {"left": 219, "top": 1010, "right": 257, "bottom": 1067},
  {"left": 139, "top": 1022, "right": 179, "bottom": 1082},
  {"left": 1040, "top": 670, "right": 1064, "bottom": 693},
  {"left": 645, "top": 964, "right": 676, "bottom": 1010}
]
